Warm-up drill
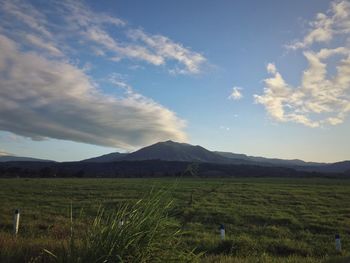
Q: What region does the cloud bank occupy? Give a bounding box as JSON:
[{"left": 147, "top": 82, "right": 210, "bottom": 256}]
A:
[
  {"left": 255, "top": 0, "right": 350, "bottom": 127},
  {"left": 0, "top": 0, "right": 191, "bottom": 149}
]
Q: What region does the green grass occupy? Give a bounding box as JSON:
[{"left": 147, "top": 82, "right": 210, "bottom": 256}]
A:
[{"left": 0, "top": 178, "right": 350, "bottom": 262}]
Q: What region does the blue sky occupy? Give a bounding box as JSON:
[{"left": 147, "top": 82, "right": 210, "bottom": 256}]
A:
[{"left": 0, "top": 0, "right": 350, "bottom": 162}]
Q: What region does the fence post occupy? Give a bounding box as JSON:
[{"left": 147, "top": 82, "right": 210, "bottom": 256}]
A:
[
  {"left": 220, "top": 224, "right": 225, "bottom": 240},
  {"left": 335, "top": 234, "right": 341, "bottom": 252},
  {"left": 13, "top": 209, "right": 20, "bottom": 236}
]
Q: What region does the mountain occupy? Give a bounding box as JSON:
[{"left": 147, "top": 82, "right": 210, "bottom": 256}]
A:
[
  {"left": 305, "top": 161, "right": 350, "bottom": 173},
  {"left": 3, "top": 141, "right": 349, "bottom": 174},
  {"left": 1, "top": 141, "right": 350, "bottom": 177},
  {"left": 81, "top": 152, "right": 127, "bottom": 163},
  {"left": 80, "top": 141, "right": 258, "bottom": 164},
  {"left": 0, "top": 155, "right": 54, "bottom": 162},
  {"left": 215, "top": 151, "right": 326, "bottom": 167},
  {"left": 80, "top": 141, "right": 350, "bottom": 173},
  {"left": 123, "top": 140, "right": 231, "bottom": 163}
]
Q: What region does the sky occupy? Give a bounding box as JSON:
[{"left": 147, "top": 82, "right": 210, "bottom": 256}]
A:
[{"left": 0, "top": 0, "right": 350, "bottom": 163}]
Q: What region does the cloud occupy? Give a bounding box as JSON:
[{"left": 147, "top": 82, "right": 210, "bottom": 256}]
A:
[
  {"left": 1, "top": 0, "right": 53, "bottom": 38},
  {"left": 0, "top": 150, "right": 12, "bottom": 156},
  {"left": 58, "top": 0, "right": 205, "bottom": 74},
  {"left": 0, "top": 0, "right": 197, "bottom": 149},
  {"left": 0, "top": 0, "right": 66, "bottom": 59},
  {"left": 25, "top": 34, "right": 64, "bottom": 57},
  {"left": 219, "top": 125, "right": 230, "bottom": 131},
  {"left": 267, "top": 63, "right": 277, "bottom": 74},
  {"left": 128, "top": 29, "right": 206, "bottom": 74},
  {"left": 84, "top": 26, "right": 164, "bottom": 66},
  {"left": 228, "top": 87, "right": 243, "bottom": 101},
  {"left": 255, "top": 0, "right": 350, "bottom": 127},
  {"left": 0, "top": 34, "right": 187, "bottom": 149},
  {"left": 0, "top": 0, "right": 207, "bottom": 75},
  {"left": 59, "top": 1, "right": 125, "bottom": 28},
  {"left": 255, "top": 49, "right": 350, "bottom": 127},
  {"left": 286, "top": 0, "right": 350, "bottom": 50}
]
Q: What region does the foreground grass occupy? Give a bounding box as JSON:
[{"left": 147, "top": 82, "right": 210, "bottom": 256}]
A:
[
  {"left": 0, "top": 178, "right": 350, "bottom": 262},
  {"left": 0, "top": 190, "right": 198, "bottom": 262}
]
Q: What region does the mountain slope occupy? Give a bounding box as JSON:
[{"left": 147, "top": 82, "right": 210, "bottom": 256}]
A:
[
  {"left": 81, "top": 152, "right": 127, "bottom": 163},
  {"left": 215, "top": 151, "right": 326, "bottom": 167},
  {"left": 0, "top": 156, "right": 54, "bottom": 162},
  {"left": 307, "top": 161, "right": 350, "bottom": 173}
]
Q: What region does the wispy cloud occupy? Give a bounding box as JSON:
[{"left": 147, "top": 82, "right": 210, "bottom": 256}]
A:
[
  {"left": 58, "top": 0, "right": 205, "bottom": 74},
  {"left": 228, "top": 87, "right": 243, "bottom": 101},
  {"left": 1, "top": 0, "right": 53, "bottom": 38},
  {"left": 128, "top": 29, "right": 206, "bottom": 74},
  {"left": 255, "top": 0, "right": 350, "bottom": 127},
  {"left": 0, "top": 0, "right": 207, "bottom": 74},
  {"left": 25, "top": 34, "right": 64, "bottom": 57}
]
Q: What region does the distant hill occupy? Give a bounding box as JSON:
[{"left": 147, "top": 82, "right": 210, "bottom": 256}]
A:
[
  {"left": 215, "top": 151, "right": 350, "bottom": 173},
  {"left": 215, "top": 151, "right": 326, "bottom": 167},
  {"left": 0, "top": 155, "right": 54, "bottom": 162},
  {"left": 81, "top": 152, "right": 127, "bottom": 163},
  {"left": 304, "top": 161, "right": 350, "bottom": 173}
]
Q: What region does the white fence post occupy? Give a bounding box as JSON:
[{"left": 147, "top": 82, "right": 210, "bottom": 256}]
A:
[
  {"left": 335, "top": 234, "right": 341, "bottom": 252},
  {"left": 220, "top": 224, "right": 225, "bottom": 240},
  {"left": 13, "top": 209, "right": 20, "bottom": 236}
]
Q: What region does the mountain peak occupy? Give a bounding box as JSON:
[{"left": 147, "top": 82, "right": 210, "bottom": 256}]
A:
[
  {"left": 159, "top": 140, "right": 188, "bottom": 145},
  {"left": 124, "top": 140, "right": 227, "bottom": 163}
]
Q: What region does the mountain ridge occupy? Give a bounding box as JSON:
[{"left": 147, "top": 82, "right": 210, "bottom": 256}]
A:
[
  {"left": 214, "top": 151, "right": 327, "bottom": 167},
  {"left": 0, "top": 155, "right": 54, "bottom": 163},
  {"left": 2, "top": 141, "right": 350, "bottom": 173},
  {"left": 80, "top": 140, "right": 350, "bottom": 173}
]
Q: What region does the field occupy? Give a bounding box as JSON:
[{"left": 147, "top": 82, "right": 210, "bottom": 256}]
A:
[{"left": 0, "top": 178, "right": 350, "bottom": 262}]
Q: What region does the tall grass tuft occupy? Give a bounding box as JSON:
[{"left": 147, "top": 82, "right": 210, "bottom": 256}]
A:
[{"left": 45, "top": 190, "right": 199, "bottom": 263}]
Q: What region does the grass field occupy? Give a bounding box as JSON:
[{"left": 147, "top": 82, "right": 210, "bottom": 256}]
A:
[{"left": 0, "top": 178, "right": 350, "bottom": 262}]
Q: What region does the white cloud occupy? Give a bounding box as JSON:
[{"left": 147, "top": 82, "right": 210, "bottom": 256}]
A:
[
  {"left": 228, "top": 87, "right": 243, "bottom": 101},
  {"left": 56, "top": 1, "right": 205, "bottom": 74},
  {"left": 286, "top": 0, "right": 350, "bottom": 50},
  {"left": 84, "top": 26, "right": 164, "bottom": 66},
  {"left": 25, "top": 34, "right": 64, "bottom": 57},
  {"left": 58, "top": 1, "right": 125, "bottom": 28},
  {"left": 1, "top": 0, "right": 53, "bottom": 38},
  {"left": 0, "top": 34, "right": 187, "bottom": 149},
  {"left": 0, "top": 0, "right": 207, "bottom": 75},
  {"left": 128, "top": 29, "right": 206, "bottom": 74},
  {"left": 267, "top": 63, "right": 277, "bottom": 74},
  {"left": 255, "top": 0, "right": 350, "bottom": 127},
  {"left": 255, "top": 49, "right": 350, "bottom": 127}
]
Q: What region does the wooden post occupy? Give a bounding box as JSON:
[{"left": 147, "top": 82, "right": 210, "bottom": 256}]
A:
[{"left": 13, "top": 209, "right": 20, "bottom": 236}]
